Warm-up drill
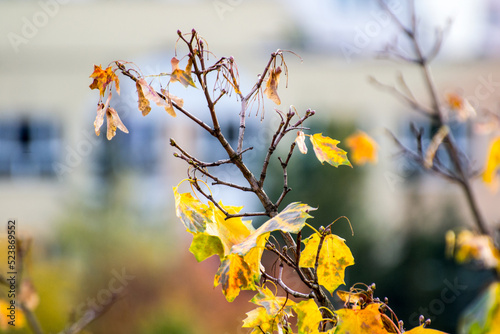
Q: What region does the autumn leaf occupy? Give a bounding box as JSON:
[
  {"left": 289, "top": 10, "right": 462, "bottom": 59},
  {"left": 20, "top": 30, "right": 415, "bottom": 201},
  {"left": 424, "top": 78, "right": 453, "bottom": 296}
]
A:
[
  {"left": 136, "top": 78, "right": 177, "bottom": 117},
  {"left": 89, "top": 64, "right": 120, "bottom": 97},
  {"left": 445, "top": 92, "right": 475, "bottom": 121},
  {"left": 345, "top": 131, "right": 378, "bottom": 166},
  {"left": 170, "top": 57, "right": 196, "bottom": 88},
  {"left": 136, "top": 80, "right": 151, "bottom": 116},
  {"left": 334, "top": 303, "right": 389, "bottom": 334},
  {"left": 173, "top": 185, "right": 212, "bottom": 233},
  {"left": 264, "top": 66, "right": 282, "bottom": 105},
  {"left": 94, "top": 92, "right": 128, "bottom": 140},
  {"left": 296, "top": 131, "right": 308, "bottom": 154},
  {"left": 242, "top": 307, "right": 276, "bottom": 333},
  {"left": 294, "top": 299, "right": 323, "bottom": 334},
  {"left": 337, "top": 289, "right": 374, "bottom": 309},
  {"left": 448, "top": 230, "right": 500, "bottom": 271},
  {"left": 483, "top": 136, "right": 500, "bottom": 192},
  {"left": 405, "top": 325, "right": 448, "bottom": 334},
  {"left": 214, "top": 253, "right": 259, "bottom": 302},
  {"left": 310, "top": 133, "right": 352, "bottom": 168},
  {"left": 243, "top": 287, "right": 295, "bottom": 333},
  {"left": 459, "top": 281, "right": 500, "bottom": 334},
  {"left": 251, "top": 286, "right": 295, "bottom": 316},
  {"left": 231, "top": 202, "right": 315, "bottom": 256},
  {"left": 299, "top": 233, "right": 354, "bottom": 295}
]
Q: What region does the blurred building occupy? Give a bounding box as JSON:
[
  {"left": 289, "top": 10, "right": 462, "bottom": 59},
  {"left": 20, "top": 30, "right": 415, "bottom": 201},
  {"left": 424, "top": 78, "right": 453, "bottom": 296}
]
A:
[{"left": 1, "top": 0, "right": 500, "bottom": 238}]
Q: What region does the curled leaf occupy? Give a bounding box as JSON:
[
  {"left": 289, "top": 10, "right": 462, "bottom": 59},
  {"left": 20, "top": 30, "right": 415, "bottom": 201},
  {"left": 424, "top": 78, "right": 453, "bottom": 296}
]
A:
[
  {"left": 170, "top": 57, "right": 196, "bottom": 88},
  {"left": 89, "top": 64, "right": 120, "bottom": 97},
  {"left": 310, "top": 133, "right": 352, "bottom": 168},
  {"left": 295, "top": 131, "right": 308, "bottom": 154},
  {"left": 264, "top": 66, "right": 282, "bottom": 105},
  {"left": 136, "top": 80, "right": 151, "bottom": 116},
  {"left": 137, "top": 79, "right": 177, "bottom": 117},
  {"left": 345, "top": 131, "right": 378, "bottom": 165},
  {"left": 105, "top": 107, "right": 129, "bottom": 140},
  {"left": 445, "top": 92, "right": 475, "bottom": 121},
  {"left": 424, "top": 125, "right": 449, "bottom": 169}
]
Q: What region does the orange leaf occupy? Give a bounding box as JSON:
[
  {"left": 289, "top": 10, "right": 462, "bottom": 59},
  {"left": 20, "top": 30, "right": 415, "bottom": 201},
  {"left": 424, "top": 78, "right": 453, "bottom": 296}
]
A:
[
  {"left": 264, "top": 66, "right": 282, "bottom": 105},
  {"left": 345, "top": 131, "right": 378, "bottom": 166},
  {"left": 445, "top": 92, "right": 475, "bottom": 121},
  {"left": 295, "top": 131, "right": 308, "bottom": 154},
  {"left": 310, "top": 133, "right": 352, "bottom": 168},
  {"left": 483, "top": 136, "right": 500, "bottom": 192},
  {"left": 136, "top": 80, "right": 151, "bottom": 116},
  {"left": 89, "top": 64, "right": 120, "bottom": 97},
  {"left": 334, "top": 303, "right": 389, "bottom": 333},
  {"left": 170, "top": 57, "right": 196, "bottom": 88}
]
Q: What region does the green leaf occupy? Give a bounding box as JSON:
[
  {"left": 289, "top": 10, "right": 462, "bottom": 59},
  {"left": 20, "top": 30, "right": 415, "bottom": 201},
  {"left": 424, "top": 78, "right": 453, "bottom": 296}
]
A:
[
  {"left": 299, "top": 233, "right": 354, "bottom": 294},
  {"left": 189, "top": 233, "right": 224, "bottom": 262},
  {"left": 310, "top": 133, "right": 352, "bottom": 168},
  {"left": 231, "top": 202, "right": 315, "bottom": 256}
]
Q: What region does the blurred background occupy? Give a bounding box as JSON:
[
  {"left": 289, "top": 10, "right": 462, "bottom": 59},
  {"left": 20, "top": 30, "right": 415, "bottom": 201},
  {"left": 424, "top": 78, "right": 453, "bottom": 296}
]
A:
[{"left": 1, "top": 0, "right": 500, "bottom": 333}]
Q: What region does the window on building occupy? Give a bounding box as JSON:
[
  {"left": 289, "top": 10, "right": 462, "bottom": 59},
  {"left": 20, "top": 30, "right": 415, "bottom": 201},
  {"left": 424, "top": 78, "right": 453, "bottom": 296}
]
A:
[{"left": 0, "top": 117, "right": 60, "bottom": 178}]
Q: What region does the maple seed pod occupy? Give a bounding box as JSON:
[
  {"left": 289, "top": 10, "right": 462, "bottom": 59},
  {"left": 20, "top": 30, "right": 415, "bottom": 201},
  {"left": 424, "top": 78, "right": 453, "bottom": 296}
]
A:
[
  {"left": 424, "top": 319, "right": 431, "bottom": 327},
  {"left": 173, "top": 153, "right": 179, "bottom": 158},
  {"left": 384, "top": 297, "right": 389, "bottom": 304},
  {"left": 419, "top": 315, "right": 425, "bottom": 325},
  {"left": 319, "top": 226, "right": 325, "bottom": 233},
  {"left": 177, "top": 29, "right": 182, "bottom": 36},
  {"left": 170, "top": 139, "right": 176, "bottom": 146},
  {"left": 282, "top": 246, "right": 288, "bottom": 252}
]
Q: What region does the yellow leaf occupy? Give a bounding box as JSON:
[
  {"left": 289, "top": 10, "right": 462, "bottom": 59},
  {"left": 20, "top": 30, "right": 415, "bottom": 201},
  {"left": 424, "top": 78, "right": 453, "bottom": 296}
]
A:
[
  {"left": 231, "top": 202, "right": 315, "bottom": 256},
  {"left": 242, "top": 307, "right": 276, "bottom": 332},
  {"left": 214, "top": 253, "right": 258, "bottom": 302},
  {"left": 334, "top": 303, "right": 389, "bottom": 334},
  {"left": 345, "top": 131, "right": 378, "bottom": 166},
  {"left": 251, "top": 286, "right": 295, "bottom": 316},
  {"left": 451, "top": 230, "right": 500, "bottom": 270},
  {"left": 170, "top": 57, "right": 197, "bottom": 88},
  {"left": 0, "top": 300, "right": 26, "bottom": 330},
  {"left": 483, "top": 136, "right": 500, "bottom": 192},
  {"left": 264, "top": 66, "right": 282, "bottom": 105},
  {"left": 405, "top": 325, "right": 448, "bottom": 334},
  {"left": 89, "top": 64, "right": 120, "bottom": 97},
  {"left": 294, "top": 299, "right": 323, "bottom": 334},
  {"left": 299, "top": 233, "right": 354, "bottom": 295},
  {"left": 296, "top": 131, "right": 308, "bottom": 154},
  {"left": 173, "top": 185, "right": 212, "bottom": 234},
  {"left": 310, "top": 133, "right": 352, "bottom": 168}
]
